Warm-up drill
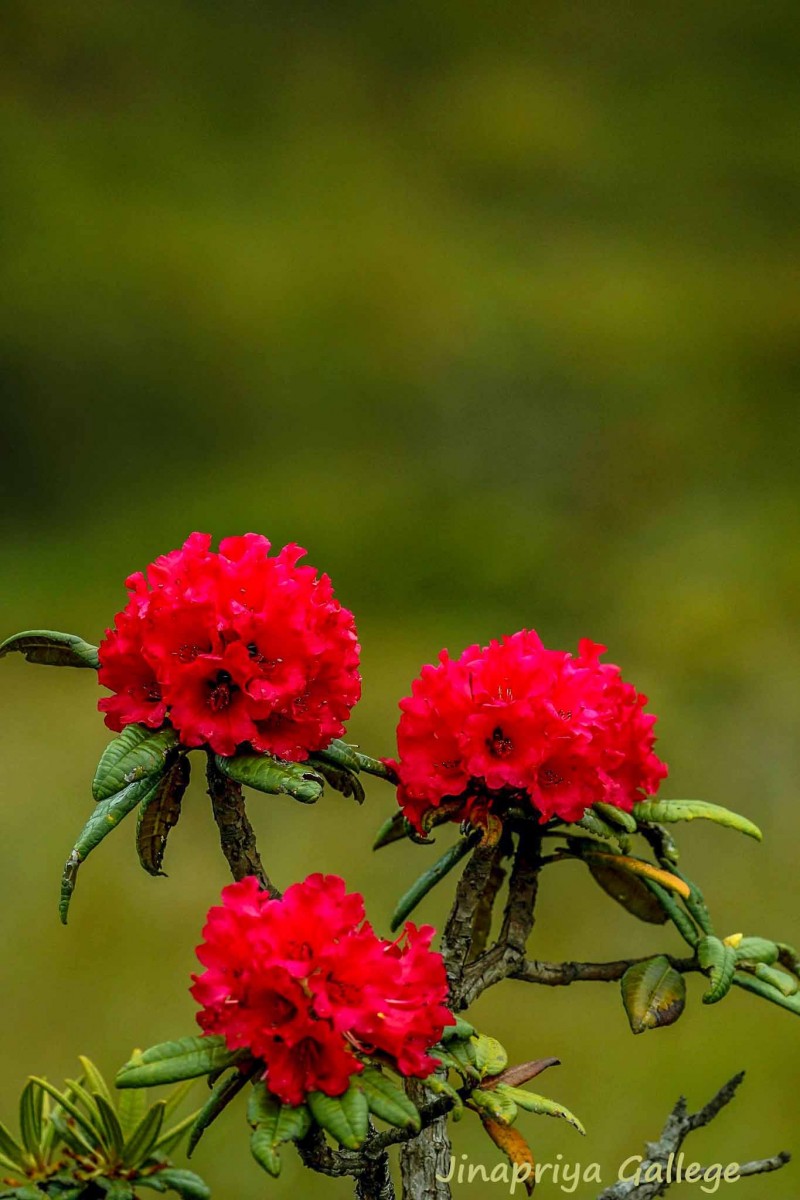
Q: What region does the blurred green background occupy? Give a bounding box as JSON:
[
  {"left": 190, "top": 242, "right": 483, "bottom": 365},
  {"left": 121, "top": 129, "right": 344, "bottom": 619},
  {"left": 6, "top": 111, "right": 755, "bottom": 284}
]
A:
[{"left": 1, "top": 1, "right": 799, "bottom": 1196}]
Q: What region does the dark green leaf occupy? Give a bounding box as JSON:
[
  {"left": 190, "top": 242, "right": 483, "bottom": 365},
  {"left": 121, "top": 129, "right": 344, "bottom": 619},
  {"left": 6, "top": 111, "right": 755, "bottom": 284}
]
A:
[
  {"left": 311, "top": 739, "right": 361, "bottom": 773},
  {"left": 642, "top": 879, "right": 699, "bottom": 946},
  {"left": 697, "top": 936, "right": 737, "bottom": 1004},
  {"left": 589, "top": 860, "right": 669, "bottom": 925},
  {"left": 93, "top": 1093, "right": 125, "bottom": 1158},
  {"left": 136, "top": 756, "right": 189, "bottom": 876},
  {"left": 215, "top": 754, "right": 324, "bottom": 803},
  {"left": 735, "top": 937, "right": 779, "bottom": 965},
  {"left": 307, "top": 1084, "right": 369, "bottom": 1149},
  {"left": 373, "top": 810, "right": 416, "bottom": 850},
  {"left": 117, "top": 1057, "right": 148, "bottom": 1139},
  {"left": 60, "top": 774, "right": 162, "bottom": 924},
  {"left": 390, "top": 832, "right": 481, "bottom": 931},
  {"left": 632, "top": 799, "right": 762, "bottom": 842},
  {"left": 440, "top": 1018, "right": 476, "bottom": 1043},
  {"left": 592, "top": 803, "right": 637, "bottom": 833},
  {"left": 18, "top": 1080, "right": 43, "bottom": 1156},
  {"left": 353, "top": 752, "right": 396, "bottom": 781},
  {"left": 93, "top": 725, "right": 179, "bottom": 802},
  {"left": 246, "top": 1083, "right": 311, "bottom": 1178},
  {"left": 145, "top": 1169, "right": 211, "bottom": 1200},
  {"left": 116, "top": 1037, "right": 239, "bottom": 1089},
  {"left": 0, "top": 630, "right": 99, "bottom": 669},
  {"left": 620, "top": 956, "right": 686, "bottom": 1033},
  {"left": 306, "top": 758, "right": 365, "bottom": 804},
  {"left": 250, "top": 1128, "right": 282, "bottom": 1178},
  {"left": 29, "top": 1079, "right": 99, "bottom": 1147},
  {"left": 0, "top": 1120, "right": 26, "bottom": 1169},
  {"left": 121, "top": 1101, "right": 165, "bottom": 1167},
  {"left": 358, "top": 1069, "right": 420, "bottom": 1131},
  {"left": 187, "top": 1069, "right": 252, "bottom": 1157}
]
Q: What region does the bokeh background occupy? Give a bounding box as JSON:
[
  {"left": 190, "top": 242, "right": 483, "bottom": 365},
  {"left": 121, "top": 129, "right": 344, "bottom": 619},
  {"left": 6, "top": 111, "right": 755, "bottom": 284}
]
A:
[{"left": 1, "top": 2, "right": 799, "bottom": 1196}]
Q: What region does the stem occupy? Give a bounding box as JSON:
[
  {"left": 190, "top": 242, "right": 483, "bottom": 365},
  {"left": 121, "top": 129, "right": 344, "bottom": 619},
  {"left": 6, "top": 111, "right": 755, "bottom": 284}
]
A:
[
  {"left": 205, "top": 752, "right": 280, "bottom": 897},
  {"left": 399, "top": 1079, "right": 452, "bottom": 1200},
  {"left": 513, "top": 955, "right": 699, "bottom": 986}
]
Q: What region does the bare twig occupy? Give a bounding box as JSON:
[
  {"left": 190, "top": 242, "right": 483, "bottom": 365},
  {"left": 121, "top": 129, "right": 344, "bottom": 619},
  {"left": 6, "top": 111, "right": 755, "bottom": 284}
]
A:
[
  {"left": 595, "top": 1073, "right": 791, "bottom": 1199},
  {"left": 512, "top": 956, "right": 698, "bottom": 986}
]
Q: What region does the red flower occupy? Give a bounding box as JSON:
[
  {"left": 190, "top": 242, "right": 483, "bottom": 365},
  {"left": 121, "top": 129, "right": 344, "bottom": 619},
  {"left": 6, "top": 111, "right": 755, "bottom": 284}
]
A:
[
  {"left": 190, "top": 874, "right": 453, "bottom": 1105},
  {"left": 390, "top": 630, "right": 667, "bottom": 830},
  {"left": 97, "top": 533, "right": 361, "bottom": 758}
]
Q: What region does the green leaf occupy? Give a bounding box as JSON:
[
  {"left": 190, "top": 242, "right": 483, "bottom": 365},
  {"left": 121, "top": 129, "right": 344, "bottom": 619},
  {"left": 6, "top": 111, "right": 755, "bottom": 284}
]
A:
[
  {"left": 187, "top": 1069, "right": 252, "bottom": 1157},
  {"left": 0, "top": 1120, "right": 26, "bottom": 1169},
  {"left": 440, "top": 1018, "right": 476, "bottom": 1043},
  {"left": 93, "top": 725, "right": 179, "bottom": 802},
  {"left": 732, "top": 970, "right": 800, "bottom": 1015},
  {"left": 753, "top": 963, "right": 798, "bottom": 996},
  {"left": 424, "top": 1076, "right": 464, "bottom": 1120},
  {"left": 0, "top": 630, "right": 99, "bottom": 669},
  {"left": 77, "top": 1058, "right": 113, "bottom": 1107},
  {"left": 469, "top": 1087, "right": 518, "bottom": 1126},
  {"left": 353, "top": 752, "right": 395, "bottom": 781},
  {"left": 250, "top": 1127, "right": 282, "bottom": 1178},
  {"left": 576, "top": 810, "right": 625, "bottom": 848},
  {"left": 593, "top": 803, "right": 638, "bottom": 833},
  {"left": 632, "top": 799, "right": 762, "bottom": 842},
  {"left": 438, "top": 1038, "right": 480, "bottom": 1081},
  {"left": 697, "top": 936, "right": 737, "bottom": 1004},
  {"left": 357, "top": 1069, "right": 420, "bottom": 1131},
  {"left": 117, "top": 1055, "right": 149, "bottom": 1139},
  {"left": 307, "top": 1084, "right": 369, "bottom": 1150},
  {"left": 471, "top": 1036, "right": 507, "bottom": 1079},
  {"left": 373, "top": 810, "right": 417, "bottom": 850},
  {"left": 306, "top": 758, "right": 365, "bottom": 804},
  {"left": 116, "top": 1037, "right": 239, "bottom": 1089},
  {"left": 18, "top": 1080, "right": 43, "bottom": 1156},
  {"left": 60, "top": 774, "right": 162, "bottom": 924},
  {"left": 93, "top": 1093, "right": 125, "bottom": 1158},
  {"left": 735, "top": 937, "right": 779, "bottom": 965},
  {"left": 497, "top": 1086, "right": 585, "bottom": 1135},
  {"left": 620, "top": 956, "right": 686, "bottom": 1033},
  {"left": 246, "top": 1083, "right": 311, "bottom": 1178},
  {"left": 101, "top": 1184, "right": 135, "bottom": 1200},
  {"left": 390, "top": 832, "right": 481, "bottom": 931},
  {"left": 121, "top": 1100, "right": 165, "bottom": 1167},
  {"left": 215, "top": 753, "right": 324, "bottom": 803},
  {"left": 153, "top": 1111, "right": 199, "bottom": 1157},
  {"left": 642, "top": 879, "right": 699, "bottom": 946},
  {"left": 29, "top": 1079, "right": 99, "bottom": 1147},
  {"left": 136, "top": 756, "right": 189, "bottom": 876},
  {"left": 311, "top": 739, "right": 361, "bottom": 773},
  {"left": 588, "top": 860, "right": 670, "bottom": 925},
  {"left": 145, "top": 1169, "right": 211, "bottom": 1200}
]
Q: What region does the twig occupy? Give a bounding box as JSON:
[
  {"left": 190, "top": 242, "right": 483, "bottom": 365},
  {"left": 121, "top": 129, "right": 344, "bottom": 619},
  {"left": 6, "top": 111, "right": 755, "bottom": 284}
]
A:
[
  {"left": 512, "top": 956, "right": 698, "bottom": 986},
  {"left": 205, "top": 752, "right": 280, "bottom": 897},
  {"left": 595, "top": 1072, "right": 791, "bottom": 1199}
]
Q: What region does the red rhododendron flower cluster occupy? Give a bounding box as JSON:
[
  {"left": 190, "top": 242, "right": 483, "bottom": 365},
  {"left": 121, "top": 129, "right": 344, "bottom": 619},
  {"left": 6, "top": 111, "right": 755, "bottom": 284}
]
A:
[
  {"left": 390, "top": 630, "right": 668, "bottom": 829},
  {"left": 190, "top": 874, "right": 453, "bottom": 1105},
  {"left": 97, "top": 533, "right": 361, "bottom": 757}
]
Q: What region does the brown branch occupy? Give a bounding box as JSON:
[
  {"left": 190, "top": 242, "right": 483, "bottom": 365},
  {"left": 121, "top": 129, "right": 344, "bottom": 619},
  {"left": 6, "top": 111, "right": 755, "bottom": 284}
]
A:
[
  {"left": 205, "top": 752, "right": 280, "bottom": 896},
  {"left": 440, "top": 837, "right": 509, "bottom": 990},
  {"left": 457, "top": 825, "right": 541, "bottom": 1008},
  {"left": 595, "top": 1072, "right": 790, "bottom": 1199},
  {"left": 512, "top": 955, "right": 699, "bottom": 986}
]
